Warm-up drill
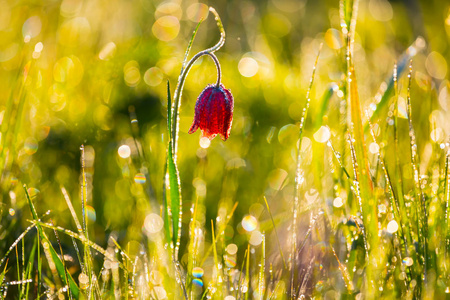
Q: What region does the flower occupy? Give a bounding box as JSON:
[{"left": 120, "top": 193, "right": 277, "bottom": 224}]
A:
[{"left": 189, "top": 83, "right": 234, "bottom": 141}]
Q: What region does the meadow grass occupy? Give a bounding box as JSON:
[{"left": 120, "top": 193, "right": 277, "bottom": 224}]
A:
[{"left": 0, "top": 0, "right": 449, "bottom": 299}]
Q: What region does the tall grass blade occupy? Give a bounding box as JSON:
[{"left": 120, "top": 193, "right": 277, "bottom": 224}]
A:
[
  {"left": 364, "top": 37, "right": 426, "bottom": 133},
  {"left": 347, "top": 22, "right": 380, "bottom": 292},
  {"left": 290, "top": 43, "right": 322, "bottom": 299},
  {"left": 23, "top": 185, "right": 80, "bottom": 298},
  {"left": 163, "top": 80, "right": 173, "bottom": 246},
  {"left": 405, "top": 60, "right": 428, "bottom": 286},
  {"left": 445, "top": 151, "right": 450, "bottom": 276},
  {"left": 211, "top": 220, "right": 221, "bottom": 298},
  {"left": 258, "top": 233, "right": 265, "bottom": 300},
  {"left": 245, "top": 244, "right": 250, "bottom": 300}
]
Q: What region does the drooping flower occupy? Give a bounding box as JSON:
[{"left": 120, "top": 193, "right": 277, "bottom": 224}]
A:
[{"left": 189, "top": 83, "right": 234, "bottom": 141}]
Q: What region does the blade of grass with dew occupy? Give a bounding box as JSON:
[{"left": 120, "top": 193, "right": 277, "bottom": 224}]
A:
[
  {"left": 444, "top": 150, "right": 450, "bottom": 264},
  {"left": 258, "top": 233, "right": 265, "bottom": 300},
  {"left": 445, "top": 152, "right": 450, "bottom": 277},
  {"left": 210, "top": 220, "right": 222, "bottom": 299},
  {"left": 61, "top": 187, "right": 83, "bottom": 235},
  {"left": 364, "top": 37, "right": 426, "bottom": 134},
  {"left": 163, "top": 80, "right": 173, "bottom": 246},
  {"left": 367, "top": 117, "right": 405, "bottom": 246},
  {"left": 245, "top": 244, "right": 250, "bottom": 300},
  {"left": 262, "top": 196, "right": 286, "bottom": 270},
  {"left": 80, "top": 145, "right": 94, "bottom": 296},
  {"left": 339, "top": 0, "right": 354, "bottom": 31},
  {"left": 173, "top": 260, "right": 188, "bottom": 300},
  {"left": 331, "top": 246, "right": 354, "bottom": 293},
  {"left": 405, "top": 60, "right": 428, "bottom": 287},
  {"left": 392, "top": 62, "right": 413, "bottom": 256},
  {"left": 236, "top": 247, "right": 248, "bottom": 299},
  {"left": 298, "top": 256, "right": 314, "bottom": 298},
  {"left": 347, "top": 43, "right": 381, "bottom": 297},
  {"left": 24, "top": 238, "right": 37, "bottom": 299},
  {"left": 53, "top": 221, "right": 73, "bottom": 299},
  {"left": 167, "top": 84, "right": 183, "bottom": 259},
  {"left": 23, "top": 185, "right": 79, "bottom": 298},
  {"left": 311, "top": 85, "right": 335, "bottom": 192},
  {"left": 290, "top": 43, "right": 322, "bottom": 299},
  {"left": 15, "top": 246, "right": 20, "bottom": 299},
  {"left": 313, "top": 84, "right": 336, "bottom": 131}
]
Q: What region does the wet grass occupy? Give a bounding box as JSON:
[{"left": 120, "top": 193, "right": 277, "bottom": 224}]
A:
[{"left": 1, "top": 0, "right": 450, "bottom": 299}]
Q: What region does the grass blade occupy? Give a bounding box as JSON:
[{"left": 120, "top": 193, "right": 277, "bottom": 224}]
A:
[
  {"left": 290, "top": 43, "right": 322, "bottom": 299},
  {"left": 24, "top": 185, "right": 80, "bottom": 298}
]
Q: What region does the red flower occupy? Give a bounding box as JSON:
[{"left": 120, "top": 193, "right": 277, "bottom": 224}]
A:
[{"left": 189, "top": 83, "right": 234, "bottom": 141}]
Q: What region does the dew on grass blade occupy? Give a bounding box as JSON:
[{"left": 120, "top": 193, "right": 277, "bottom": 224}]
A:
[
  {"left": 192, "top": 278, "right": 203, "bottom": 287},
  {"left": 242, "top": 215, "right": 258, "bottom": 232},
  {"left": 192, "top": 267, "right": 204, "bottom": 278},
  {"left": 134, "top": 173, "right": 146, "bottom": 184}
]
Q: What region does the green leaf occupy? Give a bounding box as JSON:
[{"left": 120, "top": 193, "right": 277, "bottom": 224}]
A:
[
  {"left": 24, "top": 185, "right": 79, "bottom": 298},
  {"left": 166, "top": 81, "right": 182, "bottom": 258},
  {"left": 163, "top": 80, "right": 173, "bottom": 246}
]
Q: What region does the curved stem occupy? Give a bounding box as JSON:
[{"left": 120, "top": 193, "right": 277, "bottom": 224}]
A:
[{"left": 171, "top": 7, "right": 225, "bottom": 156}]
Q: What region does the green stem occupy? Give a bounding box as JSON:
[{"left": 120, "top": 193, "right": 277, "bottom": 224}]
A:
[{"left": 171, "top": 7, "right": 225, "bottom": 155}]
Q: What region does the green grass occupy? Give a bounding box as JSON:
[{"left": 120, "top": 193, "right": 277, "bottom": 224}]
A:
[{"left": 1, "top": 0, "right": 450, "bottom": 299}]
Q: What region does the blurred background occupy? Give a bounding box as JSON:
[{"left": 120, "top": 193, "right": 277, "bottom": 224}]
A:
[{"left": 0, "top": 0, "right": 450, "bottom": 296}]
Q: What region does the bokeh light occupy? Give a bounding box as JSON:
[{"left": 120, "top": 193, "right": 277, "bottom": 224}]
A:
[
  {"left": 144, "top": 213, "right": 164, "bottom": 234},
  {"left": 118, "top": 145, "right": 131, "bottom": 159},
  {"left": 242, "top": 215, "right": 258, "bottom": 232}
]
